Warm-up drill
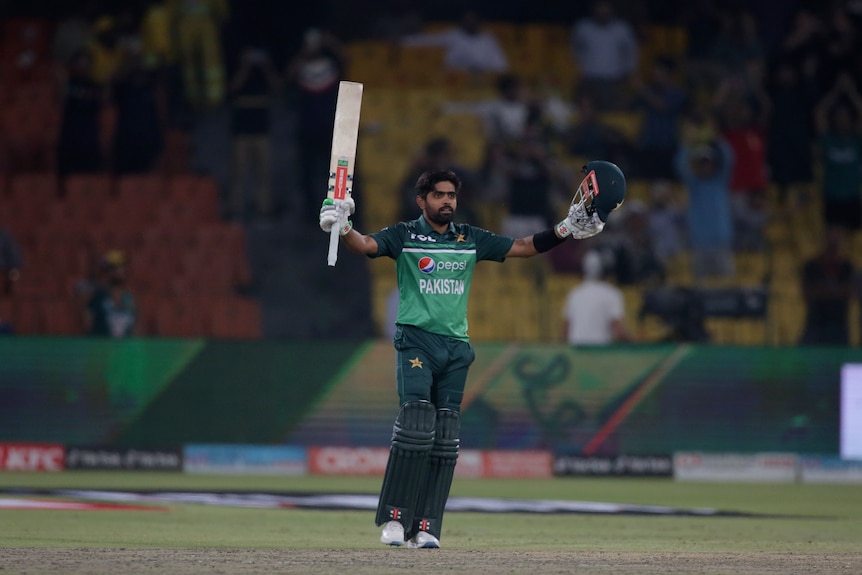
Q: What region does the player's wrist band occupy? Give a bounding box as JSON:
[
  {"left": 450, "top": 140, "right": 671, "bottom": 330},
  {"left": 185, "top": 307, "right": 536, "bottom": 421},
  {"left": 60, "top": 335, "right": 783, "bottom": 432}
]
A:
[
  {"left": 534, "top": 228, "right": 566, "bottom": 253},
  {"left": 339, "top": 220, "right": 353, "bottom": 236}
]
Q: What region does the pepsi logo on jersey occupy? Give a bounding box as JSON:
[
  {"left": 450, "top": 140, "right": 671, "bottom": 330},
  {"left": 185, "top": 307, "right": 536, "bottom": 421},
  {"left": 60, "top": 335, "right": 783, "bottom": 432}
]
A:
[
  {"left": 418, "top": 257, "right": 436, "bottom": 273},
  {"left": 417, "top": 258, "right": 467, "bottom": 274}
]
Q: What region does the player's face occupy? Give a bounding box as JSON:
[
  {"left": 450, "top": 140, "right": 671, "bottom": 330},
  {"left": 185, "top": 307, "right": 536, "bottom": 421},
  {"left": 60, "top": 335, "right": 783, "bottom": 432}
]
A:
[{"left": 420, "top": 184, "right": 458, "bottom": 226}]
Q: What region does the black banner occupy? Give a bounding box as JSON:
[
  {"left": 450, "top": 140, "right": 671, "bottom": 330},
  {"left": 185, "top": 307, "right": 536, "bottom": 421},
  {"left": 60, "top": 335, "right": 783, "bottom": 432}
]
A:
[
  {"left": 66, "top": 447, "right": 183, "bottom": 471},
  {"left": 553, "top": 454, "right": 673, "bottom": 477}
]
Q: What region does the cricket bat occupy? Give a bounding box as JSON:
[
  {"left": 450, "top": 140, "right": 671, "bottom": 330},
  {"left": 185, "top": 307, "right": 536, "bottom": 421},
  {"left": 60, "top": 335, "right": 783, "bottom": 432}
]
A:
[{"left": 326, "top": 81, "right": 363, "bottom": 267}]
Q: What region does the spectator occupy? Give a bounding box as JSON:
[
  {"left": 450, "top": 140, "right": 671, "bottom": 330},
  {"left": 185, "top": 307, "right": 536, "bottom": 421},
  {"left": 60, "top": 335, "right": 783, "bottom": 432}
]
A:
[
  {"left": 680, "top": 0, "right": 724, "bottom": 91},
  {"left": 569, "top": 0, "right": 639, "bottom": 111},
  {"left": 564, "top": 93, "right": 631, "bottom": 171},
  {"left": 779, "top": 8, "right": 826, "bottom": 83},
  {"left": 598, "top": 199, "right": 666, "bottom": 287},
  {"left": 51, "top": 0, "right": 98, "bottom": 66},
  {"left": 814, "top": 73, "right": 862, "bottom": 232},
  {"left": 440, "top": 73, "right": 533, "bottom": 204},
  {"left": 0, "top": 227, "right": 23, "bottom": 297},
  {"left": 766, "top": 58, "right": 818, "bottom": 209},
  {"left": 87, "top": 15, "right": 124, "bottom": 86},
  {"left": 285, "top": 27, "right": 346, "bottom": 224},
  {"left": 170, "top": 0, "right": 229, "bottom": 108},
  {"left": 498, "top": 104, "right": 564, "bottom": 239},
  {"left": 799, "top": 226, "right": 855, "bottom": 346},
  {"left": 562, "top": 250, "right": 636, "bottom": 345},
  {"left": 141, "top": 0, "right": 189, "bottom": 128},
  {"left": 398, "top": 136, "right": 479, "bottom": 224},
  {"left": 714, "top": 77, "right": 770, "bottom": 252},
  {"left": 227, "top": 44, "right": 281, "bottom": 222},
  {"left": 0, "top": 313, "right": 13, "bottom": 335},
  {"left": 674, "top": 128, "right": 736, "bottom": 283},
  {"left": 645, "top": 180, "right": 686, "bottom": 268},
  {"left": 400, "top": 10, "right": 508, "bottom": 74},
  {"left": 709, "top": 6, "right": 765, "bottom": 78},
  {"left": 631, "top": 57, "right": 689, "bottom": 180},
  {"left": 83, "top": 250, "right": 137, "bottom": 338},
  {"left": 110, "top": 50, "right": 165, "bottom": 175},
  {"left": 820, "top": 4, "right": 861, "bottom": 93},
  {"left": 441, "top": 73, "right": 529, "bottom": 144},
  {"left": 370, "top": 0, "right": 425, "bottom": 41},
  {"left": 56, "top": 48, "right": 106, "bottom": 177}
]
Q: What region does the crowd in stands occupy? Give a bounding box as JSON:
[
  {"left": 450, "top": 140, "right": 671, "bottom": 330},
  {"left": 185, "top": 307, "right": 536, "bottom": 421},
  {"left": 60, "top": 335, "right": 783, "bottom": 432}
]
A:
[
  {"left": 0, "top": 0, "right": 861, "bottom": 346},
  {"left": 0, "top": 0, "right": 259, "bottom": 339},
  {"left": 365, "top": 0, "right": 862, "bottom": 346}
]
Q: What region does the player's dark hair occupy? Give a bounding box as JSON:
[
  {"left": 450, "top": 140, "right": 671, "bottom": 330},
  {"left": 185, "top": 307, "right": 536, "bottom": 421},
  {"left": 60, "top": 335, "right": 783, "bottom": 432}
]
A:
[{"left": 415, "top": 169, "right": 461, "bottom": 198}]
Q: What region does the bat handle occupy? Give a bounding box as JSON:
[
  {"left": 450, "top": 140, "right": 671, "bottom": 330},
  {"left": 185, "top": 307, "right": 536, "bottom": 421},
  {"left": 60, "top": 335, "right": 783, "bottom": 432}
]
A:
[{"left": 327, "top": 226, "right": 340, "bottom": 266}]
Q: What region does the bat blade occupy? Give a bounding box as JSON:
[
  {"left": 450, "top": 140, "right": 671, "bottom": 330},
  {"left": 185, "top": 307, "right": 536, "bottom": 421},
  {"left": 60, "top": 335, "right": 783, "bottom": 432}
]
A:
[{"left": 326, "top": 81, "right": 363, "bottom": 267}]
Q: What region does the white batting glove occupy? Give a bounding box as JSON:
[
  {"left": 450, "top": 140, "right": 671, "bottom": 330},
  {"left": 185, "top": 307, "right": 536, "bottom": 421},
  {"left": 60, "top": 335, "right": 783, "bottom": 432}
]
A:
[
  {"left": 319, "top": 197, "right": 355, "bottom": 235},
  {"left": 554, "top": 204, "right": 605, "bottom": 240}
]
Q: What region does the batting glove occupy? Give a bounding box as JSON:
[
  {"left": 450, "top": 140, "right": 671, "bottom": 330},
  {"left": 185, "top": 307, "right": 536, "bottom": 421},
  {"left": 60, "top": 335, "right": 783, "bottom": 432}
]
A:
[
  {"left": 555, "top": 204, "right": 604, "bottom": 240},
  {"left": 319, "top": 197, "right": 355, "bottom": 235}
]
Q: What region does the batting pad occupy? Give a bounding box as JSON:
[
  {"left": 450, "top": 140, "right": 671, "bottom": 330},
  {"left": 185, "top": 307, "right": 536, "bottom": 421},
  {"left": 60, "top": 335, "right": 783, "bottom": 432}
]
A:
[
  {"left": 409, "top": 408, "right": 460, "bottom": 539},
  {"left": 375, "top": 400, "right": 436, "bottom": 528}
]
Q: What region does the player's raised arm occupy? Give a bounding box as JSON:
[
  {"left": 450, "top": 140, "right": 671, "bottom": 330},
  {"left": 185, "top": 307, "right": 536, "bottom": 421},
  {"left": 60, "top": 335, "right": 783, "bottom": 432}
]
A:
[
  {"left": 506, "top": 160, "right": 627, "bottom": 258},
  {"left": 319, "top": 197, "right": 379, "bottom": 255}
]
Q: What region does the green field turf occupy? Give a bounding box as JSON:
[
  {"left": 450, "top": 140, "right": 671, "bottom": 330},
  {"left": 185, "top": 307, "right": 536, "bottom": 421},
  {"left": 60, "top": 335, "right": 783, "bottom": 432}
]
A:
[{"left": 1, "top": 471, "right": 861, "bottom": 554}]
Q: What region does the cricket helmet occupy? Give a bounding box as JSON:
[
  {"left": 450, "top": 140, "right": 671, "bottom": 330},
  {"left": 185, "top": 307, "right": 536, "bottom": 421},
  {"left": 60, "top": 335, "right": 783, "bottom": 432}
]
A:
[{"left": 576, "top": 160, "right": 627, "bottom": 223}]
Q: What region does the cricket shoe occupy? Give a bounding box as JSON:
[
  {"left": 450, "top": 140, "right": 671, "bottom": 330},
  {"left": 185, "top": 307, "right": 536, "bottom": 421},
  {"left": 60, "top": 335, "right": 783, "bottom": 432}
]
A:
[
  {"left": 407, "top": 531, "right": 440, "bottom": 549},
  {"left": 380, "top": 521, "right": 405, "bottom": 546}
]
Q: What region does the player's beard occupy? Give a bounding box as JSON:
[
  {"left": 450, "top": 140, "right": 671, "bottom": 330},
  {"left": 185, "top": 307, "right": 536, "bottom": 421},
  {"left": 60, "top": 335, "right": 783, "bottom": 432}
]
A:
[{"left": 428, "top": 205, "right": 455, "bottom": 226}]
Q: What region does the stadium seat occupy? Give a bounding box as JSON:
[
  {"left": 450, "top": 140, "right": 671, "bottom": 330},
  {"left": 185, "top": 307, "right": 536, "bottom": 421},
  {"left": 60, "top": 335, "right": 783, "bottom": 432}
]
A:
[
  {"left": 194, "top": 222, "right": 252, "bottom": 287},
  {"left": 166, "top": 174, "right": 221, "bottom": 221},
  {"left": 1, "top": 105, "right": 56, "bottom": 172},
  {"left": 116, "top": 173, "right": 167, "bottom": 198},
  {"left": 161, "top": 129, "right": 192, "bottom": 174},
  {"left": 12, "top": 262, "right": 64, "bottom": 297},
  {"left": 153, "top": 296, "right": 207, "bottom": 338},
  {"left": 1, "top": 295, "right": 42, "bottom": 334},
  {"left": 180, "top": 247, "right": 235, "bottom": 295},
  {"left": 62, "top": 173, "right": 114, "bottom": 203},
  {"left": 100, "top": 196, "right": 159, "bottom": 233},
  {"left": 8, "top": 172, "right": 57, "bottom": 204},
  {"left": 40, "top": 297, "right": 82, "bottom": 335},
  {"left": 207, "top": 296, "right": 262, "bottom": 339}
]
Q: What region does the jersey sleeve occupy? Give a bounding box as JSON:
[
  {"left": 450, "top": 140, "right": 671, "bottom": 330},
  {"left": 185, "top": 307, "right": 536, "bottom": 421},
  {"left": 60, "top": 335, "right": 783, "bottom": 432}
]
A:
[
  {"left": 368, "top": 223, "right": 407, "bottom": 259},
  {"left": 471, "top": 225, "right": 515, "bottom": 262}
]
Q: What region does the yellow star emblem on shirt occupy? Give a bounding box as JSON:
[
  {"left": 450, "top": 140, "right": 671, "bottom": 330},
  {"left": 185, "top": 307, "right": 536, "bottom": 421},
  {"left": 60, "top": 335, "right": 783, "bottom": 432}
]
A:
[
  {"left": 456, "top": 234, "right": 466, "bottom": 242},
  {"left": 409, "top": 357, "right": 423, "bottom": 369}
]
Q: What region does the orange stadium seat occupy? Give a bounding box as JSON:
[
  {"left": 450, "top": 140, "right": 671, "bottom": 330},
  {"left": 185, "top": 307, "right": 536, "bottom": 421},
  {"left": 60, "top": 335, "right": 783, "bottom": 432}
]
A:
[
  {"left": 207, "top": 296, "right": 262, "bottom": 339},
  {"left": 8, "top": 172, "right": 57, "bottom": 204},
  {"left": 153, "top": 296, "right": 207, "bottom": 337},
  {"left": 62, "top": 173, "right": 114, "bottom": 203},
  {"left": 194, "top": 222, "right": 251, "bottom": 286},
  {"left": 100, "top": 196, "right": 158, "bottom": 233},
  {"left": 1, "top": 105, "right": 56, "bottom": 172},
  {"left": 1, "top": 296, "right": 42, "bottom": 334},
  {"left": 116, "top": 173, "right": 167, "bottom": 198},
  {"left": 181, "top": 247, "right": 235, "bottom": 295},
  {"left": 40, "top": 297, "right": 82, "bottom": 335},
  {"left": 166, "top": 174, "right": 220, "bottom": 218}
]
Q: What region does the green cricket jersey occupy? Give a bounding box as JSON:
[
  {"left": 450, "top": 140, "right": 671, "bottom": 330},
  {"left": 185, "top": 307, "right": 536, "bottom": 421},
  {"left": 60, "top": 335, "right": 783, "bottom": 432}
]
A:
[{"left": 370, "top": 216, "right": 515, "bottom": 341}]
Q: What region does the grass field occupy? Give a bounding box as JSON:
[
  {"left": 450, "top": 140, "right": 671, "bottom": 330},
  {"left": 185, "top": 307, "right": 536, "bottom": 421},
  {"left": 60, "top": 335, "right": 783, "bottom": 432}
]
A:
[{"left": 1, "top": 472, "right": 861, "bottom": 574}]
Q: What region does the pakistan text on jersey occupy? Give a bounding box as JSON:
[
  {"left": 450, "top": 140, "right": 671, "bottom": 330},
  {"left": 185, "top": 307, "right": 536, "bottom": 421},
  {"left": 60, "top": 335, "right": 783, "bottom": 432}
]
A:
[{"left": 419, "top": 278, "right": 466, "bottom": 295}]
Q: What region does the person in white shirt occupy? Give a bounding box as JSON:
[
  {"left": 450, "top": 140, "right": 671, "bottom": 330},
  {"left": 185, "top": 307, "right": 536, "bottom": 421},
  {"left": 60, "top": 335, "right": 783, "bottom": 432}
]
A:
[
  {"left": 570, "top": 0, "right": 639, "bottom": 111},
  {"left": 562, "top": 249, "right": 636, "bottom": 344},
  {"left": 400, "top": 10, "right": 508, "bottom": 74}
]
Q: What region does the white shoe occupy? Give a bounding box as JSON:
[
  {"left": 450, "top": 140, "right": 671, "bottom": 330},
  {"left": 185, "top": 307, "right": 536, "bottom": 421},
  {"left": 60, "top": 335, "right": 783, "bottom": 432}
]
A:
[
  {"left": 407, "top": 531, "right": 440, "bottom": 549},
  {"left": 380, "top": 521, "right": 405, "bottom": 546}
]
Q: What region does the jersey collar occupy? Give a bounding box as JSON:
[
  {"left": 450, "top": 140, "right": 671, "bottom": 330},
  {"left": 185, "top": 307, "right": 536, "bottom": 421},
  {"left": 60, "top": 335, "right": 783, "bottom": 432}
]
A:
[{"left": 417, "top": 215, "right": 457, "bottom": 237}]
